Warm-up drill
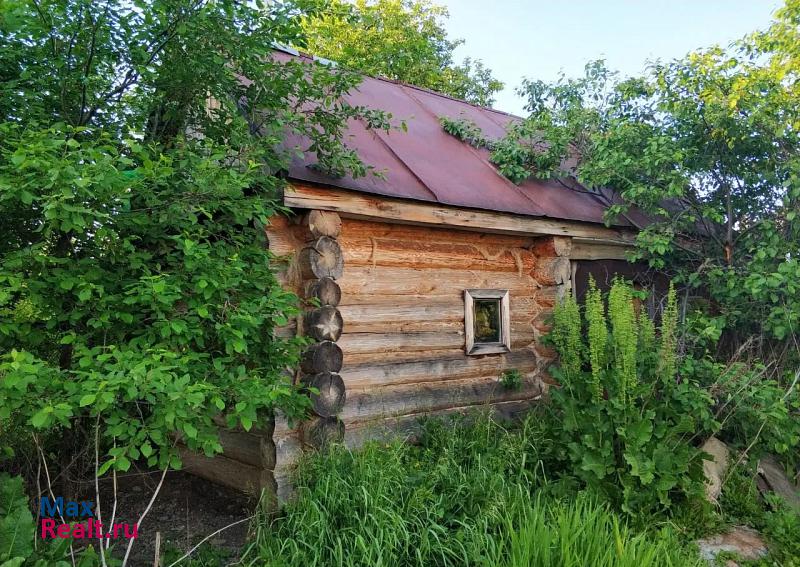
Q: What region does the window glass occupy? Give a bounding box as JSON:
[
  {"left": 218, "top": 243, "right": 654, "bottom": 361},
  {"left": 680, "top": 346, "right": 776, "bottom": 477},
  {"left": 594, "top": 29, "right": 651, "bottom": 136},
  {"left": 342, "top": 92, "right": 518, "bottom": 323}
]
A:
[{"left": 473, "top": 299, "right": 501, "bottom": 343}]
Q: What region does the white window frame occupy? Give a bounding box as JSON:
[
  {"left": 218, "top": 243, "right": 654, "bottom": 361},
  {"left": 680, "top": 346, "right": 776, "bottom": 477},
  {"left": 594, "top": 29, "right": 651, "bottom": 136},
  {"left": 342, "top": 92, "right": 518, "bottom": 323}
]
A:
[{"left": 464, "top": 289, "right": 511, "bottom": 356}]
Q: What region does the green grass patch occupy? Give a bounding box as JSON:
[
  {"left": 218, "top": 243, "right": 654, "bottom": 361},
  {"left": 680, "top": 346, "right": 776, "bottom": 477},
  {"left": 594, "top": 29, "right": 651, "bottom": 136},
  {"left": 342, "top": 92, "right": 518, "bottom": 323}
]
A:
[{"left": 245, "top": 414, "right": 702, "bottom": 567}]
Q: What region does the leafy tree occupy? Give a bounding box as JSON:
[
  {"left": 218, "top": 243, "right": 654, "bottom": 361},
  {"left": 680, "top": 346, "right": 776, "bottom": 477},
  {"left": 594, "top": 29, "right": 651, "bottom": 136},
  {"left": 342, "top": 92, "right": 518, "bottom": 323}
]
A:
[
  {"left": 300, "top": 0, "right": 504, "bottom": 106},
  {"left": 443, "top": 2, "right": 800, "bottom": 358},
  {"left": 0, "top": 0, "right": 391, "bottom": 489}
]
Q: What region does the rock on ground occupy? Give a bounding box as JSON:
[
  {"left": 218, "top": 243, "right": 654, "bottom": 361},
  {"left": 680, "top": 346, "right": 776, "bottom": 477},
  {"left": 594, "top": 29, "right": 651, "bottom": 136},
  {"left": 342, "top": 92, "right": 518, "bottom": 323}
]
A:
[
  {"left": 701, "top": 436, "right": 730, "bottom": 504},
  {"left": 697, "top": 526, "right": 768, "bottom": 564},
  {"left": 758, "top": 455, "right": 800, "bottom": 511}
]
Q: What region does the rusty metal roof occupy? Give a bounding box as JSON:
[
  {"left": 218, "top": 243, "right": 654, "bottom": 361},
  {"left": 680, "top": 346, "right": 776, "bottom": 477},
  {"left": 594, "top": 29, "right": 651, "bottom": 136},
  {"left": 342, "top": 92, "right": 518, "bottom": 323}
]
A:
[{"left": 274, "top": 50, "right": 631, "bottom": 228}]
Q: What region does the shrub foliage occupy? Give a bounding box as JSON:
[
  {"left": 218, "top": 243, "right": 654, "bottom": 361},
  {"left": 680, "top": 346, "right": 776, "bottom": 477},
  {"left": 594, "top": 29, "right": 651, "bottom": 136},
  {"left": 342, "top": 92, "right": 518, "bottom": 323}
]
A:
[{"left": 549, "top": 280, "right": 717, "bottom": 516}]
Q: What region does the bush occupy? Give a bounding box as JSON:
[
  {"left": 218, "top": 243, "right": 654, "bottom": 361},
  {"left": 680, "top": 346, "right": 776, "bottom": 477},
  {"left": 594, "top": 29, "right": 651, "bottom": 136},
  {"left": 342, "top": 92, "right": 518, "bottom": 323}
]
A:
[
  {"left": 548, "top": 279, "right": 718, "bottom": 517},
  {"left": 684, "top": 356, "right": 800, "bottom": 467}
]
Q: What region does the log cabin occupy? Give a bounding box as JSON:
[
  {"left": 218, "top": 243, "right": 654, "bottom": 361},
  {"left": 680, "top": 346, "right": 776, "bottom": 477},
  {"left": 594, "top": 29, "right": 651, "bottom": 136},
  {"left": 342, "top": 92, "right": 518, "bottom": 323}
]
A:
[{"left": 182, "top": 49, "right": 650, "bottom": 502}]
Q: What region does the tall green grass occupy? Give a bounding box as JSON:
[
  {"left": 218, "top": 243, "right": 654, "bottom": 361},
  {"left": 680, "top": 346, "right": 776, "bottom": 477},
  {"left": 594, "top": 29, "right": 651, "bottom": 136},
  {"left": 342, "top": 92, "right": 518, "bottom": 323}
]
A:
[
  {"left": 245, "top": 414, "right": 702, "bottom": 567},
  {"left": 492, "top": 495, "right": 702, "bottom": 567}
]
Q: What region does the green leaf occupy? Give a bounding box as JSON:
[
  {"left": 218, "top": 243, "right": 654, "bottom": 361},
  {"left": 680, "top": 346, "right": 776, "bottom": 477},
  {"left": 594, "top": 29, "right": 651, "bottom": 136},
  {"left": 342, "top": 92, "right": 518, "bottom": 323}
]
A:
[
  {"left": 79, "top": 394, "right": 96, "bottom": 407},
  {"left": 240, "top": 415, "right": 253, "bottom": 431},
  {"left": 116, "top": 455, "right": 131, "bottom": 472},
  {"left": 183, "top": 423, "right": 198, "bottom": 439},
  {"left": 30, "top": 409, "right": 49, "bottom": 428}
]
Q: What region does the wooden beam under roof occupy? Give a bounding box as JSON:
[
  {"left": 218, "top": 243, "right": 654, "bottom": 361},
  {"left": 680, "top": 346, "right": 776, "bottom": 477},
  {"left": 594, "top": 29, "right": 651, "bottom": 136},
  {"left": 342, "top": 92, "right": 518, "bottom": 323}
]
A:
[{"left": 285, "top": 182, "right": 637, "bottom": 247}]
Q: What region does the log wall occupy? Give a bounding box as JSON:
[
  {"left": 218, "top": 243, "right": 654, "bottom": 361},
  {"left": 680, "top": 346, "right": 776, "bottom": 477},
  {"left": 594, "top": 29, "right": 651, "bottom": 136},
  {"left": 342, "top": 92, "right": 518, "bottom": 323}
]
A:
[{"left": 267, "top": 215, "right": 571, "bottom": 499}]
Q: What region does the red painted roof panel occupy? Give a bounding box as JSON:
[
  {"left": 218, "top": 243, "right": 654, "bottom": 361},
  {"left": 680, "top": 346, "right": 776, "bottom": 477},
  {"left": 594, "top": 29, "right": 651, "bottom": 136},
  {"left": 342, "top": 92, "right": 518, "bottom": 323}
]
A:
[{"left": 277, "top": 51, "right": 630, "bottom": 227}]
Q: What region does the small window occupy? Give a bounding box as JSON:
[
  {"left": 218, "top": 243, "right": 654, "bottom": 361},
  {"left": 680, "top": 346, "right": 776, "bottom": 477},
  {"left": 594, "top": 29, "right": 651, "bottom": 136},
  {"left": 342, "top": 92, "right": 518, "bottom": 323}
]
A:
[{"left": 464, "top": 289, "right": 511, "bottom": 355}]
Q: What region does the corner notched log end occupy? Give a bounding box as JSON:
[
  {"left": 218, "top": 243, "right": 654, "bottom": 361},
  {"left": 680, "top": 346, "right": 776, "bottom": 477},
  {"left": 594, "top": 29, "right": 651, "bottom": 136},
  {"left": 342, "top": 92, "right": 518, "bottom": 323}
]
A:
[{"left": 301, "top": 371, "right": 346, "bottom": 417}]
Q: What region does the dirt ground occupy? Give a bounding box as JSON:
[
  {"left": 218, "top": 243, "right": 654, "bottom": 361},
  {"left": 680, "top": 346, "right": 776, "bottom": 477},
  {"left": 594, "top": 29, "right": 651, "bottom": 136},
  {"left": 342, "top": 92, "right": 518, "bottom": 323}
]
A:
[{"left": 91, "top": 466, "right": 254, "bottom": 566}]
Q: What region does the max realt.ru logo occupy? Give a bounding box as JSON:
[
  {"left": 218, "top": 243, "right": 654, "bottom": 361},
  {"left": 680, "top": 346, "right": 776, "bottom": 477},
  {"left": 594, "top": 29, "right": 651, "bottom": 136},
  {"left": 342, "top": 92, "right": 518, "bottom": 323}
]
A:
[{"left": 39, "top": 497, "right": 138, "bottom": 540}]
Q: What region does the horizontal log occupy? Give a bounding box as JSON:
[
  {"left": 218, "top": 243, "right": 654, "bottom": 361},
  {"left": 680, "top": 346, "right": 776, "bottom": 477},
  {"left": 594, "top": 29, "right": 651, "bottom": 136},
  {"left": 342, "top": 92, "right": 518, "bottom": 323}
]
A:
[
  {"left": 341, "top": 307, "right": 537, "bottom": 334},
  {"left": 218, "top": 429, "right": 276, "bottom": 470},
  {"left": 337, "top": 331, "right": 462, "bottom": 354},
  {"left": 340, "top": 235, "right": 536, "bottom": 273},
  {"left": 265, "top": 215, "right": 302, "bottom": 257},
  {"left": 300, "top": 340, "right": 344, "bottom": 374},
  {"left": 299, "top": 237, "right": 344, "bottom": 280},
  {"left": 285, "top": 183, "right": 637, "bottom": 243},
  {"left": 570, "top": 241, "right": 632, "bottom": 260},
  {"left": 297, "top": 210, "right": 342, "bottom": 241},
  {"left": 337, "top": 329, "right": 536, "bottom": 355},
  {"left": 338, "top": 266, "right": 538, "bottom": 297},
  {"left": 340, "top": 218, "right": 537, "bottom": 248},
  {"left": 304, "top": 306, "right": 344, "bottom": 342},
  {"left": 301, "top": 372, "right": 346, "bottom": 417},
  {"left": 342, "top": 374, "right": 544, "bottom": 424},
  {"left": 530, "top": 236, "right": 573, "bottom": 257},
  {"left": 532, "top": 256, "right": 571, "bottom": 286},
  {"left": 343, "top": 399, "right": 540, "bottom": 449},
  {"left": 273, "top": 319, "right": 299, "bottom": 339},
  {"left": 342, "top": 347, "right": 467, "bottom": 367},
  {"left": 340, "top": 349, "right": 538, "bottom": 389},
  {"left": 178, "top": 446, "right": 277, "bottom": 501}
]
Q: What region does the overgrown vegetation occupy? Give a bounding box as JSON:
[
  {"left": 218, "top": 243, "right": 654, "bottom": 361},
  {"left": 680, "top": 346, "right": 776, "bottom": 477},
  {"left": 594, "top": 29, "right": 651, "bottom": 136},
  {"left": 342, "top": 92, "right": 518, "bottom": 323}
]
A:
[
  {"left": 549, "top": 281, "right": 716, "bottom": 517},
  {"left": 0, "top": 0, "right": 393, "bottom": 563},
  {"left": 2, "top": 0, "right": 799, "bottom": 565},
  {"left": 246, "top": 415, "right": 703, "bottom": 567}
]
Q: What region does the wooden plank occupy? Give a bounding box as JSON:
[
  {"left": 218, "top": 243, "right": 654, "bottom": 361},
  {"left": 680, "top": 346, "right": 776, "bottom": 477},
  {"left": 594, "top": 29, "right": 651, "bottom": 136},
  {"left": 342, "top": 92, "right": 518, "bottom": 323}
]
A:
[
  {"left": 285, "top": 183, "right": 637, "bottom": 243},
  {"left": 340, "top": 349, "right": 537, "bottom": 389},
  {"left": 341, "top": 374, "right": 544, "bottom": 423}
]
